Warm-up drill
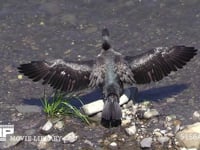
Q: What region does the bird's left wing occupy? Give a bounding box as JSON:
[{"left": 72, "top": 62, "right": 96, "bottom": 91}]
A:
[
  {"left": 125, "top": 46, "right": 197, "bottom": 84},
  {"left": 18, "top": 59, "right": 94, "bottom": 92}
]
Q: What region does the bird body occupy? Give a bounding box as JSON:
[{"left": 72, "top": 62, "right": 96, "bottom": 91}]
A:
[{"left": 18, "top": 28, "right": 197, "bottom": 128}]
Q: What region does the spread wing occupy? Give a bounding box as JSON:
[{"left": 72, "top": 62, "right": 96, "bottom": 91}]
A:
[
  {"left": 125, "top": 46, "right": 197, "bottom": 84},
  {"left": 18, "top": 59, "right": 94, "bottom": 92}
]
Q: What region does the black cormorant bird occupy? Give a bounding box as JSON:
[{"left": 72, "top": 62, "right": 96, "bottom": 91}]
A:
[{"left": 18, "top": 28, "right": 197, "bottom": 128}]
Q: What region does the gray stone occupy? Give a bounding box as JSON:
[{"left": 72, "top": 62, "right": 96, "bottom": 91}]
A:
[
  {"left": 157, "top": 136, "right": 170, "bottom": 145},
  {"left": 144, "top": 109, "right": 159, "bottom": 119},
  {"left": 15, "top": 105, "right": 42, "bottom": 113},
  {"left": 62, "top": 132, "right": 78, "bottom": 144},
  {"left": 54, "top": 121, "right": 64, "bottom": 130},
  {"left": 140, "top": 137, "right": 153, "bottom": 148},
  {"left": 176, "top": 122, "right": 200, "bottom": 149},
  {"left": 109, "top": 142, "right": 118, "bottom": 149},
  {"left": 166, "top": 97, "right": 176, "bottom": 103},
  {"left": 81, "top": 88, "right": 131, "bottom": 115},
  {"left": 119, "top": 88, "right": 131, "bottom": 105},
  {"left": 125, "top": 125, "right": 137, "bottom": 135},
  {"left": 41, "top": 120, "right": 53, "bottom": 134},
  {"left": 192, "top": 111, "right": 200, "bottom": 121},
  {"left": 84, "top": 139, "right": 94, "bottom": 147},
  {"left": 81, "top": 100, "right": 104, "bottom": 115},
  {"left": 121, "top": 119, "right": 131, "bottom": 127}
]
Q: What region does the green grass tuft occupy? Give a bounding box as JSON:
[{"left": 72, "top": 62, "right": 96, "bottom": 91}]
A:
[{"left": 40, "top": 90, "right": 90, "bottom": 125}]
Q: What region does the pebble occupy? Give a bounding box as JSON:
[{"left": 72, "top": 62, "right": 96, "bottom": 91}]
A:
[
  {"left": 166, "top": 97, "right": 176, "bottom": 103},
  {"left": 157, "top": 136, "right": 170, "bottom": 145},
  {"left": 17, "top": 74, "right": 23, "bottom": 79},
  {"left": 37, "top": 135, "right": 52, "bottom": 149},
  {"left": 125, "top": 124, "right": 137, "bottom": 136},
  {"left": 121, "top": 119, "right": 131, "bottom": 127},
  {"left": 140, "top": 137, "right": 153, "bottom": 148},
  {"left": 153, "top": 130, "right": 163, "bottom": 137},
  {"left": 166, "top": 132, "right": 174, "bottom": 137},
  {"left": 132, "top": 104, "right": 138, "bottom": 115},
  {"left": 62, "top": 132, "right": 78, "bottom": 144},
  {"left": 143, "top": 109, "right": 159, "bottom": 119},
  {"left": 84, "top": 139, "right": 94, "bottom": 147},
  {"left": 193, "top": 111, "right": 200, "bottom": 121},
  {"left": 41, "top": 120, "right": 53, "bottom": 134},
  {"left": 54, "top": 121, "right": 64, "bottom": 130},
  {"left": 109, "top": 142, "right": 118, "bottom": 149},
  {"left": 119, "top": 88, "right": 131, "bottom": 105}
]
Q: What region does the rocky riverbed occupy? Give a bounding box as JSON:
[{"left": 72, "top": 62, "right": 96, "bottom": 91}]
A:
[{"left": 0, "top": 0, "right": 200, "bottom": 149}]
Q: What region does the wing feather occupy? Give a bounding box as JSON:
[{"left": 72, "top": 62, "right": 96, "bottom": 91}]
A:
[
  {"left": 125, "top": 46, "right": 197, "bottom": 84},
  {"left": 18, "top": 59, "right": 93, "bottom": 92}
]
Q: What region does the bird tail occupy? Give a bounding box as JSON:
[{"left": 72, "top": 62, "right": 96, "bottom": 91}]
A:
[
  {"left": 101, "top": 94, "right": 122, "bottom": 128},
  {"left": 102, "top": 28, "right": 111, "bottom": 50}
]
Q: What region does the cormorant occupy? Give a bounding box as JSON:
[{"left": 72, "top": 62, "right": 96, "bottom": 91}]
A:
[{"left": 18, "top": 28, "right": 197, "bottom": 128}]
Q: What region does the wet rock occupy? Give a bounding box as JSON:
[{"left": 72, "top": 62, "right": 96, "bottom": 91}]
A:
[
  {"left": 176, "top": 122, "right": 200, "bottom": 149},
  {"left": 125, "top": 124, "right": 137, "bottom": 136},
  {"left": 157, "top": 136, "right": 170, "bottom": 145},
  {"left": 40, "top": 120, "right": 53, "bottom": 134},
  {"left": 62, "top": 132, "right": 78, "bottom": 144},
  {"left": 15, "top": 105, "right": 42, "bottom": 113},
  {"left": 109, "top": 142, "right": 118, "bottom": 149},
  {"left": 37, "top": 135, "right": 52, "bottom": 150},
  {"left": 143, "top": 109, "right": 159, "bottom": 119},
  {"left": 140, "top": 137, "right": 152, "bottom": 148},
  {"left": 0, "top": 135, "right": 23, "bottom": 149},
  {"left": 54, "top": 121, "right": 64, "bottom": 130}
]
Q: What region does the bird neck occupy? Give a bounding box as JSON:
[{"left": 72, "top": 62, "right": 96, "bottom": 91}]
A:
[{"left": 102, "top": 41, "right": 111, "bottom": 51}]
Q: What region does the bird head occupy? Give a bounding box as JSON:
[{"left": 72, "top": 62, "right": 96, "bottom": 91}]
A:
[{"left": 102, "top": 28, "right": 111, "bottom": 51}]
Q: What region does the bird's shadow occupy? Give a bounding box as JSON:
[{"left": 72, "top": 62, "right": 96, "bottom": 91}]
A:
[
  {"left": 137, "top": 83, "right": 188, "bottom": 103},
  {"left": 22, "top": 84, "right": 188, "bottom": 108}
]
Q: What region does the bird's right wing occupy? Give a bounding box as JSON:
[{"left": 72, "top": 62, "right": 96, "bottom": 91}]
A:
[
  {"left": 18, "top": 59, "right": 94, "bottom": 92},
  {"left": 125, "top": 46, "right": 197, "bottom": 84}
]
